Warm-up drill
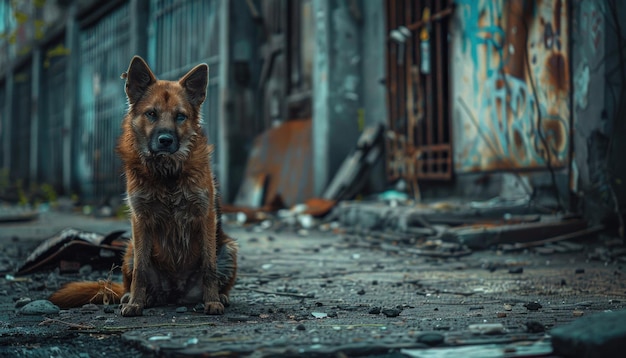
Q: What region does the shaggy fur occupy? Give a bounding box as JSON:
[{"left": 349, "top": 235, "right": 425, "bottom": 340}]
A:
[{"left": 49, "top": 56, "right": 238, "bottom": 316}]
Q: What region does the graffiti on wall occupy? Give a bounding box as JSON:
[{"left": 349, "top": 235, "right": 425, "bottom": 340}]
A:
[{"left": 453, "top": 0, "right": 570, "bottom": 172}]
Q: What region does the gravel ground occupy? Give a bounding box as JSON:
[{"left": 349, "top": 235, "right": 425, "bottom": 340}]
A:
[{"left": 1, "top": 210, "right": 625, "bottom": 357}]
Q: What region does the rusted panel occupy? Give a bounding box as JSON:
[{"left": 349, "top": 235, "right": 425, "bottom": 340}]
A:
[
  {"left": 452, "top": 0, "right": 570, "bottom": 172},
  {"left": 234, "top": 119, "right": 313, "bottom": 208}
]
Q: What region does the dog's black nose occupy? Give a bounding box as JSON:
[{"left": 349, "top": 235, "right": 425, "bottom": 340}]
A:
[
  {"left": 158, "top": 134, "right": 174, "bottom": 147},
  {"left": 151, "top": 131, "right": 179, "bottom": 154}
]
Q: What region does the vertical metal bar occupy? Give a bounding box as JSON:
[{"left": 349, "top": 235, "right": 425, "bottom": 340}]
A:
[
  {"left": 435, "top": 0, "right": 444, "bottom": 146},
  {"left": 425, "top": 0, "right": 433, "bottom": 150},
  {"left": 217, "top": 0, "right": 230, "bottom": 200}
]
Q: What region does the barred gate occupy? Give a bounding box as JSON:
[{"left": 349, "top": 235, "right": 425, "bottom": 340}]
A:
[
  {"left": 148, "top": 0, "right": 221, "bottom": 165},
  {"left": 38, "top": 41, "right": 68, "bottom": 191},
  {"left": 77, "top": 3, "right": 131, "bottom": 200},
  {"left": 385, "top": 0, "right": 454, "bottom": 190}
]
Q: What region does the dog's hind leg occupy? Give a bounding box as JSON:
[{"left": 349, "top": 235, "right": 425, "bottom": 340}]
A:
[{"left": 216, "top": 235, "right": 238, "bottom": 306}]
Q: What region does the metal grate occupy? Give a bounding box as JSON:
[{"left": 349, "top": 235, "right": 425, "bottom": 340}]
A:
[
  {"left": 39, "top": 41, "right": 68, "bottom": 191},
  {"left": 77, "top": 3, "right": 131, "bottom": 200},
  {"left": 149, "top": 0, "right": 221, "bottom": 164},
  {"left": 385, "top": 0, "right": 453, "bottom": 187}
]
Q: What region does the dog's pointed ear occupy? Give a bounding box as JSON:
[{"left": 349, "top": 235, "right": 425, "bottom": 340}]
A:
[
  {"left": 179, "top": 64, "right": 208, "bottom": 107},
  {"left": 125, "top": 56, "right": 156, "bottom": 105}
]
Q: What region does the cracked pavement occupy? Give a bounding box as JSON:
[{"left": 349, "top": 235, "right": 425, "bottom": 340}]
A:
[{"left": 0, "top": 210, "right": 625, "bottom": 357}]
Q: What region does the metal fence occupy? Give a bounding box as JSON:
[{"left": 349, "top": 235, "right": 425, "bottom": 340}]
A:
[
  {"left": 38, "top": 40, "right": 68, "bottom": 190},
  {"left": 76, "top": 2, "right": 131, "bottom": 201},
  {"left": 149, "top": 0, "right": 221, "bottom": 163},
  {"left": 2, "top": 0, "right": 224, "bottom": 203}
]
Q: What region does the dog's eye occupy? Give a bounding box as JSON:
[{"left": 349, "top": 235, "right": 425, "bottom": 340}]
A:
[
  {"left": 176, "top": 114, "right": 187, "bottom": 123},
  {"left": 145, "top": 111, "right": 157, "bottom": 121}
]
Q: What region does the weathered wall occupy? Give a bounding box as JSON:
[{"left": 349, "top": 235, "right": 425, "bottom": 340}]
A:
[
  {"left": 572, "top": 0, "right": 626, "bottom": 222},
  {"left": 313, "top": 0, "right": 362, "bottom": 196},
  {"left": 359, "top": 0, "right": 387, "bottom": 194},
  {"left": 450, "top": 0, "right": 570, "bottom": 173}
]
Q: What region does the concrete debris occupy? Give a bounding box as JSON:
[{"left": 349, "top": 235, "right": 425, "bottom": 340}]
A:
[
  {"left": 468, "top": 323, "right": 506, "bottom": 335},
  {"left": 19, "top": 300, "right": 60, "bottom": 315},
  {"left": 551, "top": 309, "right": 626, "bottom": 358}
]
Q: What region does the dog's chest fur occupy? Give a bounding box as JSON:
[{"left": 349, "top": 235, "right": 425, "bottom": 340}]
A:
[{"left": 128, "top": 177, "right": 213, "bottom": 272}]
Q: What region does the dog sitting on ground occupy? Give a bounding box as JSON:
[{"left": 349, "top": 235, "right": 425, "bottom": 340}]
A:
[{"left": 49, "top": 56, "right": 238, "bottom": 316}]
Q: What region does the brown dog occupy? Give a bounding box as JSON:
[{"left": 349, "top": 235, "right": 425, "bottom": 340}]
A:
[{"left": 49, "top": 56, "right": 237, "bottom": 316}]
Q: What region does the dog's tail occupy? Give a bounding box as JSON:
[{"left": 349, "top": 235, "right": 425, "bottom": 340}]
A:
[{"left": 49, "top": 281, "right": 125, "bottom": 309}]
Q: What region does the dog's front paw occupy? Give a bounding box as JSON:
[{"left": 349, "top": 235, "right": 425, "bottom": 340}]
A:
[
  {"left": 121, "top": 302, "right": 144, "bottom": 317},
  {"left": 204, "top": 301, "right": 225, "bottom": 315}
]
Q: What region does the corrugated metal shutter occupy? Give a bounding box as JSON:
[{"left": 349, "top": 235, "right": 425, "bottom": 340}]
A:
[
  {"left": 39, "top": 42, "right": 68, "bottom": 191},
  {"left": 148, "top": 0, "right": 221, "bottom": 166},
  {"left": 11, "top": 64, "right": 32, "bottom": 185},
  {"left": 76, "top": 3, "right": 131, "bottom": 201}
]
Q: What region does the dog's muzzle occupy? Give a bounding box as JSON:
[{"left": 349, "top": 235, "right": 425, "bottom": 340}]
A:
[{"left": 150, "top": 130, "right": 179, "bottom": 154}]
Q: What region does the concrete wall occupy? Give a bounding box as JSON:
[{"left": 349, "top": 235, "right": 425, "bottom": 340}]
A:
[
  {"left": 572, "top": 0, "right": 626, "bottom": 222},
  {"left": 312, "top": 0, "right": 361, "bottom": 196},
  {"left": 312, "top": 0, "right": 386, "bottom": 197}
]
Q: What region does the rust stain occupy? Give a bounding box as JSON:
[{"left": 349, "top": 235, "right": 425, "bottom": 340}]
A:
[
  {"left": 542, "top": 118, "right": 565, "bottom": 152},
  {"left": 546, "top": 53, "right": 569, "bottom": 93}
]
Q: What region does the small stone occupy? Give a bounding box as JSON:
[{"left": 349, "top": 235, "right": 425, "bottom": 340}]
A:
[
  {"left": 524, "top": 302, "right": 542, "bottom": 311},
  {"left": 357, "top": 289, "right": 366, "bottom": 295},
  {"left": 468, "top": 323, "right": 505, "bottom": 335},
  {"left": 81, "top": 303, "right": 100, "bottom": 312},
  {"left": 327, "top": 311, "right": 338, "bottom": 318},
  {"left": 497, "top": 312, "right": 507, "bottom": 318},
  {"left": 503, "top": 304, "right": 513, "bottom": 311},
  {"left": 14, "top": 297, "right": 32, "bottom": 308},
  {"left": 78, "top": 265, "right": 93, "bottom": 275},
  {"left": 369, "top": 307, "right": 381, "bottom": 314},
  {"left": 508, "top": 267, "right": 524, "bottom": 274},
  {"left": 296, "top": 324, "right": 306, "bottom": 331},
  {"left": 103, "top": 306, "right": 115, "bottom": 314},
  {"left": 573, "top": 310, "right": 585, "bottom": 317},
  {"left": 525, "top": 321, "right": 545, "bottom": 333},
  {"left": 416, "top": 333, "right": 445, "bottom": 346},
  {"left": 20, "top": 300, "right": 60, "bottom": 315},
  {"left": 311, "top": 312, "right": 327, "bottom": 319},
  {"left": 575, "top": 268, "right": 585, "bottom": 274},
  {"left": 176, "top": 306, "right": 188, "bottom": 313},
  {"left": 382, "top": 308, "right": 402, "bottom": 317}
]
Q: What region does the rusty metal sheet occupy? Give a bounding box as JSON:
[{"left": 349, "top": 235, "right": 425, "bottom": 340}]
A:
[
  {"left": 452, "top": 0, "right": 570, "bottom": 172},
  {"left": 234, "top": 119, "right": 313, "bottom": 208}
]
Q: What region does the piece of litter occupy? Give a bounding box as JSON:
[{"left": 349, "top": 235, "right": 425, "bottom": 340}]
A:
[{"left": 311, "top": 312, "right": 328, "bottom": 319}]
